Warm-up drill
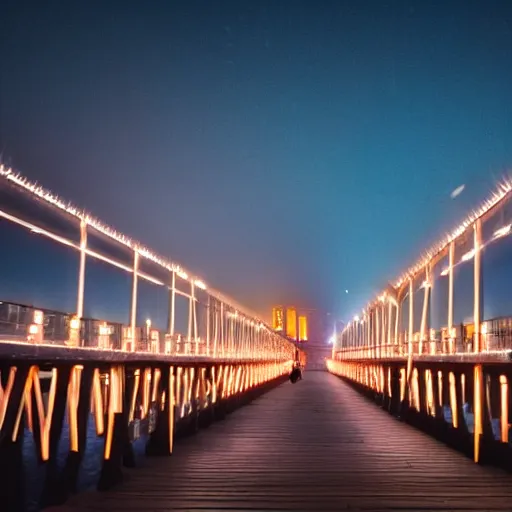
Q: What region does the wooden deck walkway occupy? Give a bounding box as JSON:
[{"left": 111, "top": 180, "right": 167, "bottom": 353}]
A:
[{"left": 53, "top": 372, "right": 512, "bottom": 511}]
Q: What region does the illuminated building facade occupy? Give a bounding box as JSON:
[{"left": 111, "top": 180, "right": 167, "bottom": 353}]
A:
[
  {"left": 286, "top": 307, "right": 297, "bottom": 340},
  {"left": 299, "top": 315, "right": 308, "bottom": 342},
  {"left": 271, "top": 306, "right": 334, "bottom": 344},
  {"left": 272, "top": 306, "right": 284, "bottom": 332}
]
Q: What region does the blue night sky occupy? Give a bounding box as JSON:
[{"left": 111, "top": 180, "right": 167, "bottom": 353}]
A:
[{"left": 1, "top": 0, "right": 512, "bottom": 324}]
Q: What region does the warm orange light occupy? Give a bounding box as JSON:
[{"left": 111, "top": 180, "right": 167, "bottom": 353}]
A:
[
  {"left": 169, "top": 366, "right": 175, "bottom": 453},
  {"left": 474, "top": 365, "right": 483, "bottom": 462},
  {"left": 286, "top": 307, "right": 297, "bottom": 340},
  {"left": 500, "top": 375, "right": 509, "bottom": 444},
  {"left": 272, "top": 306, "right": 284, "bottom": 331},
  {"left": 298, "top": 315, "right": 308, "bottom": 342},
  {"left": 70, "top": 317, "right": 80, "bottom": 330},
  {"left": 0, "top": 165, "right": 291, "bottom": 347},
  {"left": 67, "top": 366, "right": 82, "bottom": 452},
  {"left": 0, "top": 367, "right": 17, "bottom": 432},
  {"left": 33, "top": 310, "right": 43, "bottom": 325},
  {"left": 449, "top": 372, "right": 458, "bottom": 429},
  {"left": 92, "top": 369, "right": 104, "bottom": 436}
]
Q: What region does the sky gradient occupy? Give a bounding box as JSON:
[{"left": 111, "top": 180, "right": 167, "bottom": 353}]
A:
[{"left": 1, "top": 0, "right": 512, "bottom": 323}]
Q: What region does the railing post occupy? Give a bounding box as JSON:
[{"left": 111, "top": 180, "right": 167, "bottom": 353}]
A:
[
  {"left": 192, "top": 282, "right": 198, "bottom": 355},
  {"left": 474, "top": 219, "right": 482, "bottom": 353},
  {"left": 387, "top": 300, "right": 392, "bottom": 355},
  {"left": 420, "top": 266, "right": 430, "bottom": 356},
  {"left": 448, "top": 241, "right": 455, "bottom": 353},
  {"left": 376, "top": 307, "right": 380, "bottom": 359},
  {"left": 168, "top": 270, "right": 176, "bottom": 336},
  {"left": 76, "top": 219, "right": 87, "bottom": 321},
  {"left": 220, "top": 302, "right": 225, "bottom": 356},
  {"left": 187, "top": 282, "right": 193, "bottom": 351},
  {"left": 128, "top": 250, "right": 139, "bottom": 352},
  {"left": 206, "top": 295, "right": 210, "bottom": 357},
  {"left": 213, "top": 300, "right": 219, "bottom": 357},
  {"left": 382, "top": 305, "right": 386, "bottom": 356},
  {"left": 406, "top": 278, "right": 414, "bottom": 383},
  {"left": 395, "top": 299, "right": 400, "bottom": 355}
]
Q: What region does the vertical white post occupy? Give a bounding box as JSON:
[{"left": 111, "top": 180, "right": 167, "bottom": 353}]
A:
[
  {"left": 214, "top": 300, "right": 219, "bottom": 357},
  {"left": 387, "top": 300, "right": 392, "bottom": 353},
  {"left": 395, "top": 301, "right": 400, "bottom": 353},
  {"left": 406, "top": 277, "right": 414, "bottom": 387},
  {"left": 238, "top": 316, "right": 242, "bottom": 356},
  {"left": 129, "top": 250, "right": 139, "bottom": 352},
  {"left": 187, "top": 283, "right": 193, "bottom": 343},
  {"left": 366, "top": 312, "right": 370, "bottom": 354},
  {"left": 220, "top": 302, "right": 225, "bottom": 356},
  {"left": 169, "top": 270, "right": 176, "bottom": 336},
  {"left": 365, "top": 309, "right": 372, "bottom": 354},
  {"left": 191, "top": 283, "right": 198, "bottom": 354},
  {"left": 474, "top": 219, "right": 482, "bottom": 352},
  {"left": 420, "top": 266, "right": 430, "bottom": 355},
  {"left": 206, "top": 295, "right": 210, "bottom": 357},
  {"left": 76, "top": 219, "right": 87, "bottom": 319},
  {"left": 448, "top": 241, "right": 455, "bottom": 352},
  {"left": 408, "top": 277, "right": 414, "bottom": 353},
  {"left": 473, "top": 218, "right": 484, "bottom": 462},
  {"left": 369, "top": 310, "right": 374, "bottom": 358},
  {"left": 381, "top": 305, "right": 385, "bottom": 354},
  {"left": 362, "top": 315, "right": 366, "bottom": 351},
  {"left": 230, "top": 314, "right": 235, "bottom": 357}
]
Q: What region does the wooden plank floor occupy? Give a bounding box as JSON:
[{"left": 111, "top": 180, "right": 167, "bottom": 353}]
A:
[{"left": 54, "top": 372, "right": 512, "bottom": 511}]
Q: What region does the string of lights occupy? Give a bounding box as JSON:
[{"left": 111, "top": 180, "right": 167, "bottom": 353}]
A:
[
  {"left": 339, "top": 175, "right": 512, "bottom": 341},
  {"left": 395, "top": 177, "right": 512, "bottom": 288},
  {"left": 0, "top": 164, "right": 279, "bottom": 335}
]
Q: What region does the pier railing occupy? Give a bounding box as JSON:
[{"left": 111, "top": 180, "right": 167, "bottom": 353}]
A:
[{"left": 0, "top": 166, "right": 297, "bottom": 363}]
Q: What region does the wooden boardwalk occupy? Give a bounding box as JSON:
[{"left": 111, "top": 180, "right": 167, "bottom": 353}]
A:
[{"left": 54, "top": 372, "right": 512, "bottom": 511}]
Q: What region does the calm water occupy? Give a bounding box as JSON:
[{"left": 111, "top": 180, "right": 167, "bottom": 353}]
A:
[{"left": 22, "top": 410, "right": 150, "bottom": 512}]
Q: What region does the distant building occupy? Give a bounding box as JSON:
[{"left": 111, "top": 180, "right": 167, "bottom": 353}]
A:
[
  {"left": 286, "top": 307, "right": 297, "bottom": 340},
  {"left": 272, "top": 306, "right": 284, "bottom": 332},
  {"left": 271, "top": 305, "right": 336, "bottom": 343},
  {"left": 298, "top": 315, "right": 308, "bottom": 342}
]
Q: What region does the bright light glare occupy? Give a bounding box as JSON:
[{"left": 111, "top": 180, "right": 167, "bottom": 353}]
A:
[
  {"left": 461, "top": 249, "right": 475, "bottom": 262},
  {"left": 494, "top": 224, "right": 512, "bottom": 239}
]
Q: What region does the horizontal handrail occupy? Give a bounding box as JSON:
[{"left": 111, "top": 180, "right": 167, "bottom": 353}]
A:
[{"left": 0, "top": 300, "right": 296, "bottom": 361}]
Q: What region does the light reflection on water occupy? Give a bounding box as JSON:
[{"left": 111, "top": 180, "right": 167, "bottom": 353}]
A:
[{"left": 22, "top": 410, "right": 149, "bottom": 512}]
